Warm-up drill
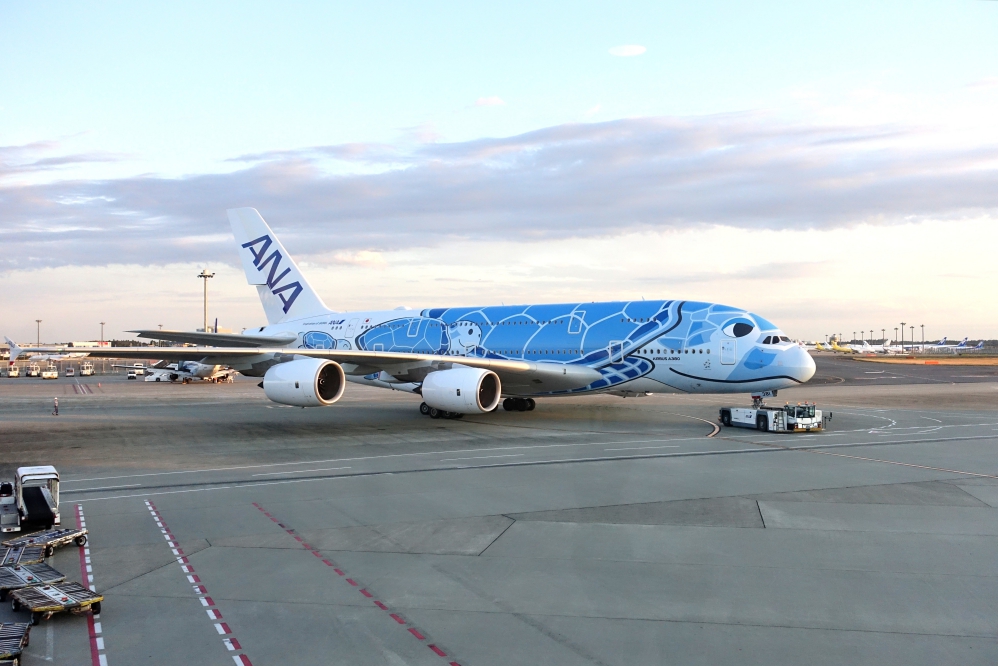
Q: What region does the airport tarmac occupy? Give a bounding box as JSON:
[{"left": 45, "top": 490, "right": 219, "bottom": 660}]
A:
[{"left": 1, "top": 356, "right": 997, "bottom": 665}]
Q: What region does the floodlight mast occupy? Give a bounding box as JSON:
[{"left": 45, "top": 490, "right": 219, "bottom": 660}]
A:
[{"left": 198, "top": 269, "right": 215, "bottom": 333}]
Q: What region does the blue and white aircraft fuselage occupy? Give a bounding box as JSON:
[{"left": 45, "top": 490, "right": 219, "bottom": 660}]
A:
[{"left": 249, "top": 299, "right": 815, "bottom": 397}]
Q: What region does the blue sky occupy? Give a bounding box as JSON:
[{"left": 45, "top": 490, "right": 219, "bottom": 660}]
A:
[{"left": 2, "top": 1, "right": 997, "bottom": 341}]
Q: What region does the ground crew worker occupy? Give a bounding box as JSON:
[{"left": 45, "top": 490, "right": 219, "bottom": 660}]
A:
[{"left": 53, "top": 397, "right": 59, "bottom": 416}]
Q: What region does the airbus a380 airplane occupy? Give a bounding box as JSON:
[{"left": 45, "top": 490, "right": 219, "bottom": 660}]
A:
[{"left": 12, "top": 209, "right": 816, "bottom": 416}]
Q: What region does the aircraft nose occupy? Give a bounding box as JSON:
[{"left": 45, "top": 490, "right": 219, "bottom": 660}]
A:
[{"left": 784, "top": 345, "right": 816, "bottom": 383}]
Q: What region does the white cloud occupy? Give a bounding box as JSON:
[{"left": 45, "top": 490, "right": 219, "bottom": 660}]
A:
[
  {"left": 474, "top": 96, "right": 506, "bottom": 107},
  {"left": 332, "top": 250, "right": 386, "bottom": 267},
  {"left": 584, "top": 104, "right": 601, "bottom": 117},
  {"left": 608, "top": 45, "right": 646, "bottom": 57}
]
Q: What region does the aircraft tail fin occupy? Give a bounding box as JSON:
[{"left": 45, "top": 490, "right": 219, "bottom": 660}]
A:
[
  {"left": 227, "top": 208, "right": 332, "bottom": 324},
  {"left": 956, "top": 337, "right": 969, "bottom": 347},
  {"left": 4, "top": 336, "right": 22, "bottom": 363}
]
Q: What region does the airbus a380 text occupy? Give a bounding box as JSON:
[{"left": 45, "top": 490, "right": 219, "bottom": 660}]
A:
[{"left": 13, "top": 208, "right": 816, "bottom": 416}]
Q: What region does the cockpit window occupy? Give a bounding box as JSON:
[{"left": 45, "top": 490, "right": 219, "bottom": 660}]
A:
[
  {"left": 762, "top": 336, "right": 772, "bottom": 344},
  {"left": 780, "top": 336, "right": 791, "bottom": 343}
]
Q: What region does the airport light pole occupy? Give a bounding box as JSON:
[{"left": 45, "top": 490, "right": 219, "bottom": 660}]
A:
[
  {"left": 920, "top": 324, "right": 924, "bottom": 352},
  {"left": 197, "top": 269, "right": 215, "bottom": 333},
  {"left": 882, "top": 328, "right": 886, "bottom": 344},
  {"left": 35, "top": 319, "right": 41, "bottom": 346},
  {"left": 900, "top": 322, "right": 906, "bottom": 351},
  {"left": 910, "top": 326, "right": 914, "bottom": 351}
]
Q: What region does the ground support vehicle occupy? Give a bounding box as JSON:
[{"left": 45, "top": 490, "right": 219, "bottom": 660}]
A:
[
  {"left": 40, "top": 365, "right": 58, "bottom": 380},
  {"left": 0, "top": 622, "right": 31, "bottom": 665},
  {"left": 2, "top": 528, "right": 87, "bottom": 557},
  {"left": 23, "top": 365, "right": 39, "bottom": 378},
  {"left": 79, "top": 362, "right": 94, "bottom": 377},
  {"left": 9, "top": 582, "right": 102, "bottom": 625},
  {"left": 0, "top": 548, "right": 44, "bottom": 567},
  {"left": 0, "top": 563, "right": 66, "bottom": 601},
  {"left": 5, "top": 366, "right": 18, "bottom": 378},
  {"left": 0, "top": 468, "right": 62, "bottom": 534},
  {"left": 64, "top": 367, "right": 75, "bottom": 377},
  {"left": 719, "top": 393, "right": 826, "bottom": 433}
]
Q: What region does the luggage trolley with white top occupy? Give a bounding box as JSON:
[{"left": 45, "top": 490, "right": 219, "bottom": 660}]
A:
[
  {"left": 9, "top": 582, "right": 103, "bottom": 625},
  {"left": 0, "top": 548, "right": 44, "bottom": 568},
  {"left": 0, "top": 622, "right": 31, "bottom": 666},
  {"left": 0, "top": 563, "right": 66, "bottom": 602},
  {"left": 2, "top": 528, "right": 88, "bottom": 558}
]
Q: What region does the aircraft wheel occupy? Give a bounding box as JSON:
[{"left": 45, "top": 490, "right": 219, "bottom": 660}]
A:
[
  {"left": 525, "top": 398, "right": 536, "bottom": 411},
  {"left": 503, "top": 398, "right": 514, "bottom": 411},
  {"left": 429, "top": 407, "right": 442, "bottom": 419},
  {"left": 419, "top": 402, "right": 431, "bottom": 416}
]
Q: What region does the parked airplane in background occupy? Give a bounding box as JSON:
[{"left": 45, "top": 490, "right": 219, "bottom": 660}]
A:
[
  {"left": 827, "top": 339, "right": 858, "bottom": 353},
  {"left": 144, "top": 360, "right": 235, "bottom": 383},
  {"left": 924, "top": 337, "right": 970, "bottom": 352},
  {"left": 10, "top": 208, "right": 816, "bottom": 416}
]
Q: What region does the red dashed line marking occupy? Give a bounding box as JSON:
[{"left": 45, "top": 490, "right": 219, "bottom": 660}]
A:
[
  {"left": 146, "top": 500, "right": 253, "bottom": 664},
  {"left": 252, "top": 502, "right": 462, "bottom": 665},
  {"left": 76, "top": 505, "right": 106, "bottom": 666}
]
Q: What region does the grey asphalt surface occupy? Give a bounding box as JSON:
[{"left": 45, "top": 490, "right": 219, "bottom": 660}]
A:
[{"left": 1, "top": 365, "right": 996, "bottom": 665}]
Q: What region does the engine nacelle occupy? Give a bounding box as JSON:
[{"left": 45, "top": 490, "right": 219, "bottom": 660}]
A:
[
  {"left": 422, "top": 367, "right": 501, "bottom": 414},
  {"left": 263, "top": 358, "right": 345, "bottom": 407}
]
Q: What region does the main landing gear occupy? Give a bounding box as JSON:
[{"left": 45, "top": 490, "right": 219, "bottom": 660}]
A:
[
  {"left": 419, "top": 402, "right": 464, "bottom": 419},
  {"left": 503, "top": 398, "right": 535, "bottom": 412}
]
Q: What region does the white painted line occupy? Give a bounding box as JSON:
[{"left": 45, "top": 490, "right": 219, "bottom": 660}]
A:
[
  {"left": 251, "top": 466, "right": 351, "bottom": 477},
  {"left": 71, "top": 484, "right": 141, "bottom": 493},
  {"left": 921, "top": 416, "right": 943, "bottom": 423},
  {"left": 604, "top": 445, "right": 681, "bottom": 452},
  {"left": 439, "top": 454, "right": 524, "bottom": 461},
  {"left": 63, "top": 437, "right": 704, "bottom": 483}
]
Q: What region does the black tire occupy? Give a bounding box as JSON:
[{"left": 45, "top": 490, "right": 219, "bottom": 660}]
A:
[
  {"left": 31, "top": 611, "right": 42, "bottom": 626},
  {"left": 525, "top": 398, "right": 536, "bottom": 411},
  {"left": 429, "top": 408, "right": 442, "bottom": 419},
  {"left": 11, "top": 597, "right": 21, "bottom": 612},
  {"left": 452, "top": 413, "right": 463, "bottom": 419},
  {"left": 419, "top": 402, "right": 431, "bottom": 415},
  {"left": 91, "top": 601, "right": 101, "bottom": 615},
  {"left": 502, "top": 398, "right": 514, "bottom": 411},
  {"left": 720, "top": 410, "right": 731, "bottom": 427},
  {"left": 0, "top": 589, "right": 6, "bottom": 601},
  {"left": 756, "top": 415, "right": 767, "bottom": 431},
  {"left": 44, "top": 546, "right": 54, "bottom": 558},
  {"left": 516, "top": 399, "right": 527, "bottom": 412},
  {"left": 75, "top": 535, "right": 88, "bottom": 547}
]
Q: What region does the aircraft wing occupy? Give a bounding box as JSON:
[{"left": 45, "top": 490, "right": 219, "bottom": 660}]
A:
[
  {"left": 130, "top": 329, "right": 299, "bottom": 347},
  {"left": 20, "top": 346, "right": 605, "bottom": 392}
]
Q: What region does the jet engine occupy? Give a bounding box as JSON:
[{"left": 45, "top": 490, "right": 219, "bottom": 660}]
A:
[
  {"left": 262, "top": 358, "right": 345, "bottom": 407},
  {"left": 422, "top": 367, "right": 501, "bottom": 414}
]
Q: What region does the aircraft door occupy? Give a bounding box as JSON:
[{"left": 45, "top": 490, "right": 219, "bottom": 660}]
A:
[
  {"left": 345, "top": 318, "right": 359, "bottom": 336},
  {"left": 608, "top": 340, "right": 625, "bottom": 363},
  {"left": 720, "top": 339, "right": 736, "bottom": 365}
]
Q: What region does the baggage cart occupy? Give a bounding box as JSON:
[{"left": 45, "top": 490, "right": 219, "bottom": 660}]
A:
[
  {"left": 0, "top": 563, "right": 67, "bottom": 601},
  {"left": 9, "top": 582, "right": 102, "bottom": 625},
  {"left": 2, "top": 528, "right": 87, "bottom": 557},
  {"left": 0, "top": 622, "right": 31, "bottom": 666},
  {"left": 0, "top": 548, "right": 45, "bottom": 567}
]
